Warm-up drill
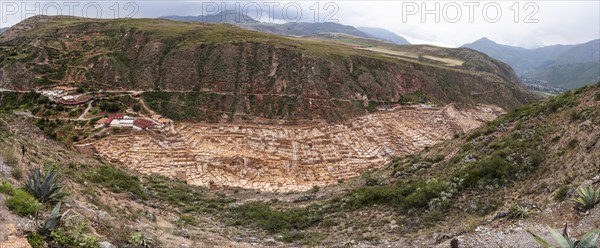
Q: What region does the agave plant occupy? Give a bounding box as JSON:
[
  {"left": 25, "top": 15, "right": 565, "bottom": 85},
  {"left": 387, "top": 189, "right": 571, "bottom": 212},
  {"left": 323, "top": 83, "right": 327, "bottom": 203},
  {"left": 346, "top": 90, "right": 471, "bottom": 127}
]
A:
[
  {"left": 528, "top": 223, "right": 600, "bottom": 248},
  {"left": 572, "top": 186, "right": 600, "bottom": 210},
  {"left": 130, "top": 232, "right": 154, "bottom": 248},
  {"left": 25, "top": 168, "right": 68, "bottom": 203},
  {"left": 40, "top": 202, "right": 62, "bottom": 234},
  {"left": 509, "top": 204, "right": 530, "bottom": 219}
]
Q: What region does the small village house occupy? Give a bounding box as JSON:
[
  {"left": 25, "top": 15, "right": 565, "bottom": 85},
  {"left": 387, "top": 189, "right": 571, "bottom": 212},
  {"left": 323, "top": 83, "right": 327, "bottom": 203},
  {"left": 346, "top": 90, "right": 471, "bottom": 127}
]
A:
[
  {"left": 133, "top": 119, "right": 155, "bottom": 130},
  {"left": 105, "top": 114, "right": 125, "bottom": 127}
]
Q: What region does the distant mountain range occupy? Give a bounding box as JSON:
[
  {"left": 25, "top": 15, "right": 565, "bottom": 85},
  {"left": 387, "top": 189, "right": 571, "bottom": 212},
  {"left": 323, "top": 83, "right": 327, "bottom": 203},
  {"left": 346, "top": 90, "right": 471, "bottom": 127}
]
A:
[
  {"left": 357, "top": 27, "right": 410, "bottom": 45},
  {"left": 161, "top": 10, "right": 258, "bottom": 24},
  {"left": 463, "top": 37, "right": 600, "bottom": 89},
  {"left": 160, "top": 11, "right": 410, "bottom": 45},
  {"left": 0, "top": 27, "right": 7, "bottom": 33}
]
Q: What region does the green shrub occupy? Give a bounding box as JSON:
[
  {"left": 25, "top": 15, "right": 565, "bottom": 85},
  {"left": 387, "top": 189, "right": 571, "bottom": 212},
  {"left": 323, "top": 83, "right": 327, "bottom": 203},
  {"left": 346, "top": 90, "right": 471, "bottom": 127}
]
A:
[
  {"left": 25, "top": 168, "right": 68, "bottom": 203},
  {"left": 456, "top": 144, "right": 543, "bottom": 190},
  {"left": 543, "top": 92, "right": 578, "bottom": 114},
  {"left": 428, "top": 154, "right": 445, "bottom": 163},
  {"left": 50, "top": 229, "right": 72, "bottom": 246},
  {"left": 98, "top": 101, "right": 121, "bottom": 113},
  {"left": 460, "top": 155, "right": 510, "bottom": 189},
  {"left": 50, "top": 224, "right": 100, "bottom": 248},
  {"left": 0, "top": 181, "right": 13, "bottom": 194},
  {"left": 178, "top": 214, "right": 198, "bottom": 226},
  {"left": 27, "top": 232, "right": 46, "bottom": 248},
  {"left": 145, "top": 175, "right": 208, "bottom": 207},
  {"left": 466, "top": 131, "right": 482, "bottom": 142},
  {"left": 554, "top": 185, "right": 570, "bottom": 202},
  {"left": 347, "top": 179, "right": 449, "bottom": 213},
  {"left": 132, "top": 104, "right": 142, "bottom": 112},
  {"left": 130, "top": 232, "right": 154, "bottom": 248},
  {"left": 233, "top": 202, "right": 323, "bottom": 233},
  {"left": 86, "top": 165, "right": 146, "bottom": 200},
  {"left": 5, "top": 188, "right": 39, "bottom": 217}
]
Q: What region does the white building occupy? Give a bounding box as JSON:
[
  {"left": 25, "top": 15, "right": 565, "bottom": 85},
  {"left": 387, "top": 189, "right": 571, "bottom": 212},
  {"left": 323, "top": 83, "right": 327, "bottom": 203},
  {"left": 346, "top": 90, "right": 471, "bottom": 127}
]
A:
[
  {"left": 111, "top": 119, "right": 134, "bottom": 127},
  {"left": 61, "top": 95, "right": 75, "bottom": 101},
  {"left": 120, "top": 119, "right": 134, "bottom": 127}
]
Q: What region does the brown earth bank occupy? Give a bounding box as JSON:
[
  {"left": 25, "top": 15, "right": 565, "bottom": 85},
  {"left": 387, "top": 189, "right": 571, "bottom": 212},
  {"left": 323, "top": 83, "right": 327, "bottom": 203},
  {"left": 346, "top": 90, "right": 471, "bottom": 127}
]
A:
[{"left": 86, "top": 104, "right": 503, "bottom": 192}]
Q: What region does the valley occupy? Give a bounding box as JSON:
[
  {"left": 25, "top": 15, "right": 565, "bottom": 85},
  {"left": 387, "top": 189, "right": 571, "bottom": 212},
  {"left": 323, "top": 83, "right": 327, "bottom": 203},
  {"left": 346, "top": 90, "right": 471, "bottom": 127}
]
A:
[
  {"left": 87, "top": 104, "right": 501, "bottom": 192},
  {"left": 0, "top": 14, "right": 598, "bottom": 248}
]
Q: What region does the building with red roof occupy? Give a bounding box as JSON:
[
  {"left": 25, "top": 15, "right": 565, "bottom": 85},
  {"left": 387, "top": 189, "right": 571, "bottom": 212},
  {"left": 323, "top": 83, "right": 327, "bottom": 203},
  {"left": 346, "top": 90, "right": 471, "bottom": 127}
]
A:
[
  {"left": 133, "top": 119, "right": 155, "bottom": 130},
  {"left": 104, "top": 114, "right": 125, "bottom": 126}
]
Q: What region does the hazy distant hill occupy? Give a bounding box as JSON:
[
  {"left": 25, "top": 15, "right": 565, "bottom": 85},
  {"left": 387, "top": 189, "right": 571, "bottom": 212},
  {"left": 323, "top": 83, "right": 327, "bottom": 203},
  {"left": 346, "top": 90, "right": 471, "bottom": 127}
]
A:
[
  {"left": 250, "top": 22, "right": 372, "bottom": 38},
  {"left": 161, "top": 10, "right": 258, "bottom": 24},
  {"left": 0, "top": 27, "right": 8, "bottom": 33},
  {"left": 160, "top": 11, "right": 374, "bottom": 39},
  {"left": 357, "top": 27, "right": 410, "bottom": 45},
  {"left": 463, "top": 38, "right": 600, "bottom": 89}
]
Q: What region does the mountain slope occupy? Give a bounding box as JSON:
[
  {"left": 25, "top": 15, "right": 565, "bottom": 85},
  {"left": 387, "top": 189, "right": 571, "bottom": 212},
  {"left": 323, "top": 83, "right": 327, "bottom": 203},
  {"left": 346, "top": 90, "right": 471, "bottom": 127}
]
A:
[
  {"left": 248, "top": 22, "right": 372, "bottom": 38},
  {"left": 0, "top": 16, "right": 534, "bottom": 123},
  {"left": 0, "top": 82, "right": 597, "bottom": 248},
  {"left": 357, "top": 26, "right": 410, "bottom": 45},
  {"left": 463, "top": 38, "right": 600, "bottom": 89},
  {"left": 344, "top": 82, "right": 600, "bottom": 247},
  {"left": 160, "top": 10, "right": 258, "bottom": 23}
]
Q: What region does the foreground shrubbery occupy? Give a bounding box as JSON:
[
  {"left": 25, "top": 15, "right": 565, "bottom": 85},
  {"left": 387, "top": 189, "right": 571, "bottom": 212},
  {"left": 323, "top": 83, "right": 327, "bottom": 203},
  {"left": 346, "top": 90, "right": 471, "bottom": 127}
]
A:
[
  {"left": 529, "top": 224, "right": 599, "bottom": 248},
  {"left": 347, "top": 179, "right": 450, "bottom": 211},
  {"left": 233, "top": 202, "right": 324, "bottom": 233},
  {"left": 0, "top": 181, "right": 39, "bottom": 217},
  {"left": 83, "top": 164, "right": 147, "bottom": 200}
]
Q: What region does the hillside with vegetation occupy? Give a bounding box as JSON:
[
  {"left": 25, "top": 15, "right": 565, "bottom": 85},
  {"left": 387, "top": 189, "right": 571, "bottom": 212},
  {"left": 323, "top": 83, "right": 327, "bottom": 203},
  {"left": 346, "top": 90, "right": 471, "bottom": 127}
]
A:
[
  {"left": 0, "top": 16, "right": 534, "bottom": 123},
  {"left": 0, "top": 71, "right": 598, "bottom": 247}
]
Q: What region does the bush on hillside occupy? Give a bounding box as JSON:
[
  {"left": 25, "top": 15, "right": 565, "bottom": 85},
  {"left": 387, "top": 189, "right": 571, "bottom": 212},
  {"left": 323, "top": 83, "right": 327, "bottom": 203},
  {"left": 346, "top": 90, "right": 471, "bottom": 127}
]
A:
[{"left": 1, "top": 181, "right": 39, "bottom": 217}]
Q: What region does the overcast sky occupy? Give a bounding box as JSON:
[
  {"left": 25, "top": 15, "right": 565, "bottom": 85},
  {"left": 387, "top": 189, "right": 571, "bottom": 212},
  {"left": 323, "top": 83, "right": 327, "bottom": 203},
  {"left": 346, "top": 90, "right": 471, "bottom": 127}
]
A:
[{"left": 1, "top": 1, "right": 599, "bottom": 48}]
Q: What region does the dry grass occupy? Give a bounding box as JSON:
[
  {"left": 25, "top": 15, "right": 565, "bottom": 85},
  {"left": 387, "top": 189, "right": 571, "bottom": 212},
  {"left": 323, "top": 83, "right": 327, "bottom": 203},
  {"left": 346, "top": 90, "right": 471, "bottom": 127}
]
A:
[
  {"left": 423, "top": 55, "right": 464, "bottom": 66},
  {"left": 0, "top": 144, "right": 23, "bottom": 180}
]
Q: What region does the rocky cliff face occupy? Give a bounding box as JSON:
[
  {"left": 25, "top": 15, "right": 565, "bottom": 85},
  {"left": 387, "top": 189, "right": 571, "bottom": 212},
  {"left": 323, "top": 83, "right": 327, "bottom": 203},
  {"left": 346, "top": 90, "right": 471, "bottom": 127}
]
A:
[{"left": 0, "top": 16, "right": 535, "bottom": 122}]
